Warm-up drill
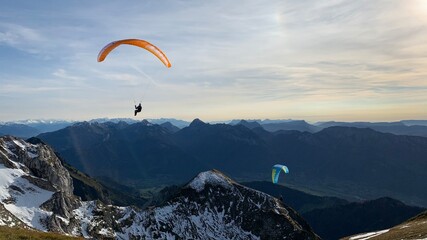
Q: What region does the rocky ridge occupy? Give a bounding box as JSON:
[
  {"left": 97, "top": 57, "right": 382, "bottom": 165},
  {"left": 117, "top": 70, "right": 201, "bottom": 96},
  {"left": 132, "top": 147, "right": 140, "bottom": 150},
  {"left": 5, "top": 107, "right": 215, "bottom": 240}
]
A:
[{"left": 0, "top": 136, "right": 320, "bottom": 239}]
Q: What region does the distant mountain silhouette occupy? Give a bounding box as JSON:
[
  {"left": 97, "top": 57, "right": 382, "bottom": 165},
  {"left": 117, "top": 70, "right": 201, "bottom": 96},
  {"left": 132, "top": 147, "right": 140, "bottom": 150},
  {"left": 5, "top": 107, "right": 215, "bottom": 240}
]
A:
[
  {"left": 262, "top": 120, "right": 321, "bottom": 133},
  {"left": 235, "top": 120, "right": 263, "bottom": 129},
  {"left": 401, "top": 120, "right": 427, "bottom": 126},
  {"left": 316, "top": 121, "right": 427, "bottom": 137},
  {"left": 159, "top": 121, "right": 180, "bottom": 133},
  {"left": 317, "top": 121, "right": 404, "bottom": 128},
  {"left": 147, "top": 118, "right": 190, "bottom": 128},
  {"left": 38, "top": 120, "right": 427, "bottom": 207},
  {"left": 229, "top": 119, "right": 321, "bottom": 133},
  {"left": 0, "top": 123, "right": 40, "bottom": 138},
  {"left": 2, "top": 120, "right": 75, "bottom": 134},
  {"left": 22, "top": 120, "right": 74, "bottom": 133}
]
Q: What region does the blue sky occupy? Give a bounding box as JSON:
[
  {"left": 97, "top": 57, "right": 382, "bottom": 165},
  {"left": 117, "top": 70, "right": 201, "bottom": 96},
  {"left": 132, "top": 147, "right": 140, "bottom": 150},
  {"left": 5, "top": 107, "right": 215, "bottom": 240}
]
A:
[{"left": 1, "top": 0, "right": 427, "bottom": 122}]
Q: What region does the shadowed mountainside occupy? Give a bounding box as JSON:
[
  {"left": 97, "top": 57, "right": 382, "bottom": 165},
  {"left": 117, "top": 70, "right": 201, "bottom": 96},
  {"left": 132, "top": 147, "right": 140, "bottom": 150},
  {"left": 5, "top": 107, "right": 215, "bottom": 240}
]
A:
[
  {"left": 38, "top": 119, "right": 427, "bottom": 207},
  {"left": 243, "top": 181, "right": 425, "bottom": 240}
]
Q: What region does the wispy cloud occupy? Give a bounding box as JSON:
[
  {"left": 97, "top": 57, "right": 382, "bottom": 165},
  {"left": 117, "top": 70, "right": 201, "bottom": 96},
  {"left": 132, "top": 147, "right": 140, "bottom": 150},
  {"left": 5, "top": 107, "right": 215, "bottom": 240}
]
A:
[
  {"left": 52, "top": 69, "right": 84, "bottom": 81},
  {"left": 0, "top": 23, "right": 45, "bottom": 53}
]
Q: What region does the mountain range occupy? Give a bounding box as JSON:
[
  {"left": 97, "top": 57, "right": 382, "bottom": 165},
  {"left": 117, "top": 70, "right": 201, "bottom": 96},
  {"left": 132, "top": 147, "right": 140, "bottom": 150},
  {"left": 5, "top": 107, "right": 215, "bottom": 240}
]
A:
[
  {"left": 3, "top": 118, "right": 427, "bottom": 138},
  {"left": 36, "top": 119, "right": 427, "bottom": 208}
]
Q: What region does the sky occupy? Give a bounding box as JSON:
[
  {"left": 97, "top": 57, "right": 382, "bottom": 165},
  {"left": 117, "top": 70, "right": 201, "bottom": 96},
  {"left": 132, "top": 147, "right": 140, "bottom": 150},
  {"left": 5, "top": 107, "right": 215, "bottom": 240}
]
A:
[{"left": 1, "top": 0, "right": 427, "bottom": 122}]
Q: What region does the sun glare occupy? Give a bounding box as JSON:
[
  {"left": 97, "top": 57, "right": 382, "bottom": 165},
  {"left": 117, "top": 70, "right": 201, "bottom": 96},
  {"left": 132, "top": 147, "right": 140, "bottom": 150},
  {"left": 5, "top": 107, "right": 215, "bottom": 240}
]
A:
[{"left": 413, "top": 0, "right": 427, "bottom": 17}]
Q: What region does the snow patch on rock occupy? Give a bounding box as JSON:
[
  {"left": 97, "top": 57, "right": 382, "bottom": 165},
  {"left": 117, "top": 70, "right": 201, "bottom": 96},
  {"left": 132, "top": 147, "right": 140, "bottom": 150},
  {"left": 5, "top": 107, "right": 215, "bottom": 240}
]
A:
[
  {"left": 349, "top": 229, "right": 390, "bottom": 240},
  {"left": 71, "top": 201, "right": 96, "bottom": 238},
  {"left": 188, "top": 170, "right": 233, "bottom": 192},
  {"left": 9, "top": 139, "right": 39, "bottom": 159},
  {"left": 0, "top": 164, "right": 53, "bottom": 230}
]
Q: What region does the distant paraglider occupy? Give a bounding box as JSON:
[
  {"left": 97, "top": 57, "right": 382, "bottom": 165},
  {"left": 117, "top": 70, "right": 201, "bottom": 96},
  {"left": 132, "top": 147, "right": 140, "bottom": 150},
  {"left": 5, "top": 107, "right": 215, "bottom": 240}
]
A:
[
  {"left": 272, "top": 164, "right": 289, "bottom": 184},
  {"left": 97, "top": 39, "right": 171, "bottom": 68}
]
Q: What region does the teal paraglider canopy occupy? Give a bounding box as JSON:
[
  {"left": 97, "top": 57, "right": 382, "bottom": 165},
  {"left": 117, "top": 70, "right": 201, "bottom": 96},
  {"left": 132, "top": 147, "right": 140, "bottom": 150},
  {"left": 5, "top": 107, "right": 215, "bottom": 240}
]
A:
[{"left": 272, "top": 164, "right": 289, "bottom": 184}]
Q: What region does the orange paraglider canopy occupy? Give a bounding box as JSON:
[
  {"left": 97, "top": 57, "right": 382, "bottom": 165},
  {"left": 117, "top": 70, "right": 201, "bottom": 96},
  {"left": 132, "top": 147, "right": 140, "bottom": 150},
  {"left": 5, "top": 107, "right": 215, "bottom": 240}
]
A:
[{"left": 97, "top": 39, "right": 171, "bottom": 68}]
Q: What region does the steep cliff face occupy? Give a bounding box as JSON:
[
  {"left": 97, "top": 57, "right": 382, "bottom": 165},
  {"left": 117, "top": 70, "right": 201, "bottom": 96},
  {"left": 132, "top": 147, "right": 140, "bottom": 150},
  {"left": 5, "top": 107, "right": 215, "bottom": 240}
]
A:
[
  {"left": 0, "top": 136, "right": 78, "bottom": 232},
  {"left": 0, "top": 136, "right": 320, "bottom": 239},
  {"left": 0, "top": 136, "right": 73, "bottom": 195}
]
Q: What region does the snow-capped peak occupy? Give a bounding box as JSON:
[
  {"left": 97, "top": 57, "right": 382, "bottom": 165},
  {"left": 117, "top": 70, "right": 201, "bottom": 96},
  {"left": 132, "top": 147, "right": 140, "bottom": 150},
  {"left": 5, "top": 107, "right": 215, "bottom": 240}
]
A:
[{"left": 187, "top": 169, "right": 234, "bottom": 192}]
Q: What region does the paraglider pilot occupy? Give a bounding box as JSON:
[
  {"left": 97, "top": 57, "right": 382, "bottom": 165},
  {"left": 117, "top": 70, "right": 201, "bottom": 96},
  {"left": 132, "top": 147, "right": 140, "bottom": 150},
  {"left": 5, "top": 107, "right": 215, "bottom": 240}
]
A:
[{"left": 134, "top": 103, "right": 142, "bottom": 116}]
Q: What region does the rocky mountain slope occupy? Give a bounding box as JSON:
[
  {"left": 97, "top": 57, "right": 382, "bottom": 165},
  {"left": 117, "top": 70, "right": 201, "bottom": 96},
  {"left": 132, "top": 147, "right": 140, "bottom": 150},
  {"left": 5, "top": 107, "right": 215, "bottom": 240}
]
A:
[
  {"left": 109, "top": 170, "right": 320, "bottom": 239},
  {"left": 0, "top": 136, "right": 319, "bottom": 239},
  {"left": 342, "top": 211, "right": 427, "bottom": 240}
]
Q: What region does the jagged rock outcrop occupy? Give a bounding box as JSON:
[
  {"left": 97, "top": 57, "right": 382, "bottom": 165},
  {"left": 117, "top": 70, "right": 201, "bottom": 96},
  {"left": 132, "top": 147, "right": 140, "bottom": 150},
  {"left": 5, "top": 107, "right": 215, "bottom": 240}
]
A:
[
  {"left": 41, "top": 192, "right": 80, "bottom": 218},
  {"left": 0, "top": 136, "right": 73, "bottom": 195},
  {"left": 0, "top": 136, "right": 79, "bottom": 232},
  {"left": 177, "top": 170, "right": 320, "bottom": 239}
]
